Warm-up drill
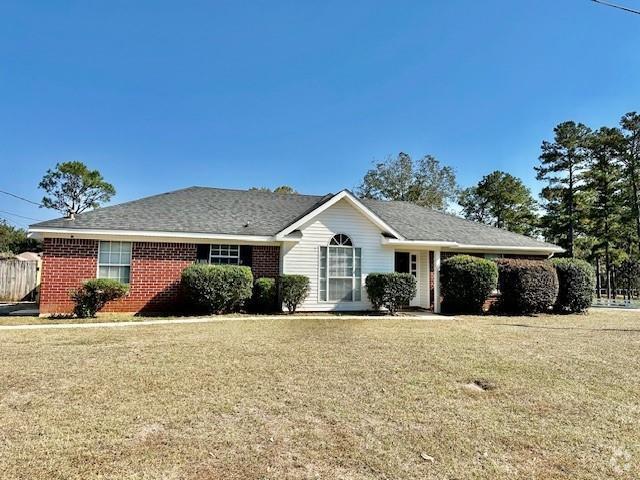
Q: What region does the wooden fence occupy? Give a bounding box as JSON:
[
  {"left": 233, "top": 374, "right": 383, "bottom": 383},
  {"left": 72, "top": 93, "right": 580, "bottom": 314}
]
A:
[{"left": 0, "top": 259, "right": 39, "bottom": 302}]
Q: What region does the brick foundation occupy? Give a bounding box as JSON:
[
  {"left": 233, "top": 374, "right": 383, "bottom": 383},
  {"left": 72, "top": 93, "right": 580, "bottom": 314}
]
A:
[{"left": 39, "top": 239, "right": 282, "bottom": 314}]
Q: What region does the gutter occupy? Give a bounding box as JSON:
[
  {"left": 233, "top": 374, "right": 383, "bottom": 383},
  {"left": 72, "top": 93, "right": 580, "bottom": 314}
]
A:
[
  {"left": 27, "top": 227, "right": 281, "bottom": 244},
  {"left": 381, "top": 237, "right": 565, "bottom": 254}
]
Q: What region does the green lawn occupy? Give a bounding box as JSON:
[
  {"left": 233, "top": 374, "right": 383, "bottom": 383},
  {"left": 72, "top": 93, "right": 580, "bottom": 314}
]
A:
[{"left": 1, "top": 311, "right": 639, "bottom": 479}]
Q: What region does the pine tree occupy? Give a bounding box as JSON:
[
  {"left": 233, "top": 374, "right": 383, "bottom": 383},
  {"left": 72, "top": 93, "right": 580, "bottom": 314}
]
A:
[
  {"left": 583, "top": 127, "right": 626, "bottom": 298},
  {"left": 620, "top": 112, "right": 640, "bottom": 255},
  {"left": 535, "top": 121, "right": 591, "bottom": 257}
]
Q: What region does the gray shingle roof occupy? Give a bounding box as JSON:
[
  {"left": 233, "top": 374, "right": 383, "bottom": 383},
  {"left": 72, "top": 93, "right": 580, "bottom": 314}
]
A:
[
  {"left": 362, "top": 199, "right": 559, "bottom": 249},
  {"left": 30, "top": 186, "right": 559, "bottom": 250},
  {"left": 30, "top": 187, "right": 328, "bottom": 236}
]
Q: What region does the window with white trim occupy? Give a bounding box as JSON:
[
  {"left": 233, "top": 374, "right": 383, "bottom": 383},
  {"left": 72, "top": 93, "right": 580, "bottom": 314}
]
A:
[
  {"left": 209, "top": 244, "right": 240, "bottom": 264},
  {"left": 319, "top": 234, "right": 362, "bottom": 302},
  {"left": 98, "top": 241, "right": 132, "bottom": 284}
]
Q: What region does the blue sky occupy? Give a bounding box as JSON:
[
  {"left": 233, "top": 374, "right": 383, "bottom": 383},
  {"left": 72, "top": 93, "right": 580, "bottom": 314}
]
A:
[{"left": 1, "top": 0, "right": 639, "bottom": 226}]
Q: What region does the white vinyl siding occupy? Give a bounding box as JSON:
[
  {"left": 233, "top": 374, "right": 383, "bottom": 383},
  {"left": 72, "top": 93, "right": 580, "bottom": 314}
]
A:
[
  {"left": 98, "top": 241, "right": 132, "bottom": 284},
  {"left": 281, "top": 199, "right": 394, "bottom": 311}
]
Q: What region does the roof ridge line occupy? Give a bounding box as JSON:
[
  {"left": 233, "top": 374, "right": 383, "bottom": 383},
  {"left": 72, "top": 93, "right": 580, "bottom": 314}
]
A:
[{"left": 189, "top": 185, "right": 326, "bottom": 199}]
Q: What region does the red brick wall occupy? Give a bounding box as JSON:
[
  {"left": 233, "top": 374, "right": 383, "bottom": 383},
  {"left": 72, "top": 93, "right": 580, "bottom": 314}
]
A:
[
  {"left": 251, "top": 245, "right": 280, "bottom": 278},
  {"left": 107, "top": 242, "right": 197, "bottom": 313},
  {"left": 40, "top": 239, "right": 283, "bottom": 314},
  {"left": 40, "top": 238, "right": 99, "bottom": 314},
  {"left": 40, "top": 239, "right": 197, "bottom": 314}
]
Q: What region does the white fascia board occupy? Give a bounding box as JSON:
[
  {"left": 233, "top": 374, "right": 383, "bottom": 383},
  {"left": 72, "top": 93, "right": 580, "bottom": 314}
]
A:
[
  {"left": 275, "top": 190, "right": 405, "bottom": 240},
  {"left": 381, "top": 238, "right": 457, "bottom": 248},
  {"left": 28, "top": 227, "right": 281, "bottom": 245},
  {"left": 381, "top": 237, "right": 564, "bottom": 254},
  {"left": 450, "top": 243, "right": 565, "bottom": 254}
]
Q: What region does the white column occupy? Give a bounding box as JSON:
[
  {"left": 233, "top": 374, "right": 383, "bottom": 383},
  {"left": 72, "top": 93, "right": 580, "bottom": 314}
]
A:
[{"left": 433, "top": 250, "right": 441, "bottom": 313}]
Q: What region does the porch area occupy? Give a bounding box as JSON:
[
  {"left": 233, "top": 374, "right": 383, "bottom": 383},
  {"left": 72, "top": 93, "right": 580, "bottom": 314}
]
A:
[{"left": 392, "top": 249, "right": 443, "bottom": 313}]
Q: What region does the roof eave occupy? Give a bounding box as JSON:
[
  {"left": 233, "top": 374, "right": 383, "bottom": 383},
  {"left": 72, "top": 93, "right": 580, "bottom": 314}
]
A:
[
  {"left": 27, "top": 227, "right": 281, "bottom": 244},
  {"left": 381, "top": 237, "right": 564, "bottom": 254}
]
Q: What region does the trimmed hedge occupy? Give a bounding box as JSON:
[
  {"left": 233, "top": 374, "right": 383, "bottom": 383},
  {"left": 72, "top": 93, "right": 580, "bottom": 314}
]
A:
[
  {"left": 251, "top": 277, "right": 278, "bottom": 313},
  {"left": 279, "top": 274, "right": 310, "bottom": 313},
  {"left": 365, "top": 272, "right": 417, "bottom": 315},
  {"left": 181, "top": 264, "right": 253, "bottom": 314},
  {"left": 440, "top": 255, "right": 498, "bottom": 313},
  {"left": 364, "top": 273, "right": 387, "bottom": 310},
  {"left": 496, "top": 259, "right": 559, "bottom": 314},
  {"left": 551, "top": 258, "right": 595, "bottom": 313},
  {"left": 71, "top": 278, "right": 129, "bottom": 318}
]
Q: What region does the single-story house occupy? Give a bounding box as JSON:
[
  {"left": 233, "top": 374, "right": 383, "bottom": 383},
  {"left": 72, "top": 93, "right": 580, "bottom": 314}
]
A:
[{"left": 28, "top": 187, "right": 562, "bottom": 314}]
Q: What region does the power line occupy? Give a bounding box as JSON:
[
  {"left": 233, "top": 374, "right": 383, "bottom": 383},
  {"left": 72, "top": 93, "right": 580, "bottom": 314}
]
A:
[
  {"left": 0, "top": 189, "right": 42, "bottom": 206},
  {"left": 0, "top": 209, "right": 43, "bottom": 222},
  {"left": 591, "top": 0, "right": 640, "bottom": 15},
  {"left": 0, "top": 216, "right": 27, "bottom": 229}
]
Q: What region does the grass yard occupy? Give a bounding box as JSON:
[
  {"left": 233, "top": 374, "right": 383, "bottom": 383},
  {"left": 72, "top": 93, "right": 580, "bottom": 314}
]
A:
[
  {"left": 1, "top": 311, "right": 639, "bottom": 479},
  {"left": 0, "top": 311, "right": 377, "bottom": 326},
  {"left": 0, "top": 313, "right": 177, "bottom": 326}
]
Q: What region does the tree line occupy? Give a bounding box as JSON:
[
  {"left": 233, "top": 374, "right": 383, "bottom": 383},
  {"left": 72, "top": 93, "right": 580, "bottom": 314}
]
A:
[
  {"left": 357, "top": 111, "right": 640, "bottom": 299},
  {"left": 536, "top": 113, "right": 640, "bottom": 298}
]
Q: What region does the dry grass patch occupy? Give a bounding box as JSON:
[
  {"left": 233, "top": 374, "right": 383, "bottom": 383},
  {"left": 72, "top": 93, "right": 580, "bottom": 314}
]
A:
[
  {"left": 0, "top": 313, "right": 165, "bottom": 326},
  {"left": 0, "top": 311, "right": 378, "bottom": 326},
  {"left": 1, "top": 311, "right": 639, "bottom": 479}
]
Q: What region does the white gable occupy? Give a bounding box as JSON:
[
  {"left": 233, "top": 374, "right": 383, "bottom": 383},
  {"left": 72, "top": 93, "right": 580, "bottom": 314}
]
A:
[
  {"left": 281, "top": 198, "right": 395, "bottom": 311},
  {"left": 276, "top": 190, "right": 403, "bottom": 240}
]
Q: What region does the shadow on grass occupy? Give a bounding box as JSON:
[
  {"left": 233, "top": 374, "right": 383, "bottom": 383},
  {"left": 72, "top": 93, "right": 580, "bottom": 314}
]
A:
[{"left": 493, "top": 323, "right": 640, "bottom": 333}]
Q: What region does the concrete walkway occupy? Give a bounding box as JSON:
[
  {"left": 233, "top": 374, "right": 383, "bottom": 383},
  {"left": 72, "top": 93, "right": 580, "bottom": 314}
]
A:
[{"left": 0, "top": 312, "right": 449, "bottom": 331}]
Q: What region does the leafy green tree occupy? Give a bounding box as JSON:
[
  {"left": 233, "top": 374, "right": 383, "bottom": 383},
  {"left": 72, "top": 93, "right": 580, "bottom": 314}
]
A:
[
  {"left": 39, "top": 161, "right": 115, "bottom": 218},
  {"left": 458, "top": 171, "right": 539, "bottom": 236},
  {"left": 357, "top": 152, "right": 459, "bottom": 211},
  {"left": 535, "top": 121, "right": 592, "bottom": 257},
  {"left": 273, "top": 185, "right": 296, "bottom": 194},
  {"left": 249, "top": 185, "right": 297, "bottom": 194},
  {"left": 0, "top": 221, "right": 40, "bottom": 254},
  {"left": 583, "top": 127, "right": 626, "bottom": 298}
]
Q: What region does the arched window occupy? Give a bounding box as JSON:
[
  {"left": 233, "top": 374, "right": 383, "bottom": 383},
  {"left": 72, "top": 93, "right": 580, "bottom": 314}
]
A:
[
  {"left": 329, "top": 234, "right": 352, "bottom": 246},
  {"left": 319, "top": 234, "right": 362, "bottom": 302}
]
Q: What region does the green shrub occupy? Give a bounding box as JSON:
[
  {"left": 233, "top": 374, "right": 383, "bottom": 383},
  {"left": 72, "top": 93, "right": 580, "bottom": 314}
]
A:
[
  {"left": 496, "top": 259, "right": 559, "bottom": 314},
  {"left": 440, "top": 255, "right": 498, "bottom": 313},
  {"left": 365, "top": 272, "right": 417, "bottom": 315},
  {"left": 251, "top": 277, "right": 278, "bottom": 313},
  {"left": 71, "top": 278, "right": 129, "bottom": 318},
  {"left": 364, "top": 273, "right": 387, "bottom": 310},
  {"left": 181, "top": 264, "right": 253, "bottom": 314},
  {"left": 279, "top": 274, "right": 310, "bottom": 313},
  {"left": 383, "top": 273, "right": 418, "bottom": 314},
  {"left": 551, "top": 258, "right": 595, "bottom": 313}
]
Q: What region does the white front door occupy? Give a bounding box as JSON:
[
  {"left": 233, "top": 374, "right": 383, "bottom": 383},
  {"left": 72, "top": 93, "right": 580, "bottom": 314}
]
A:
[
  {"left": 409, "top": 252, "right": 419, "bottom": 306},
  {"left": 394, "top": 251, "right": 420, "bottom": 307}
]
